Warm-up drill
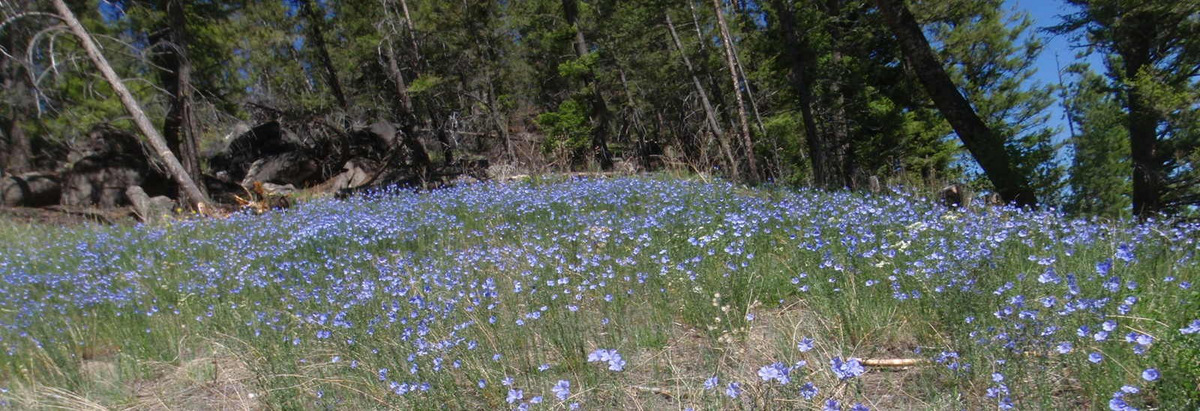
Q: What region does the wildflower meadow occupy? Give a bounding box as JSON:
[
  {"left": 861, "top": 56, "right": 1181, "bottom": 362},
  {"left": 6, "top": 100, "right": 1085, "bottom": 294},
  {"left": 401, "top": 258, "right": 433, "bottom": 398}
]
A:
[{"left": 0, "top": 177, "right": 1196, "bottom": 409}]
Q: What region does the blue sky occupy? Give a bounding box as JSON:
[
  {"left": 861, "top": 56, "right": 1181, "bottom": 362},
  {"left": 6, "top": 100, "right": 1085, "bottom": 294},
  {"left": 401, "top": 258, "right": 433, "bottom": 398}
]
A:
[{"left": 1002, "top": 0, "right": 1105, "bottom": 162}]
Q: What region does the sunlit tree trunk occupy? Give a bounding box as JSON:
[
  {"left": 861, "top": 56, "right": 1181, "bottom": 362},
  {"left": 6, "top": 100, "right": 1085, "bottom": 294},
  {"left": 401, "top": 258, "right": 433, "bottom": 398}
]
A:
[
  {"left": 876, "top": 0, "right": 1036, "bottom": 206},
  {"left": 666, "top": 12, "right": 736, "bottom": 178},
  {"left": 51, "top": 0, "right": 211, "bottom": 209},
  {"left": 712, "top": 0, "right": 758, "bottom": 182}
]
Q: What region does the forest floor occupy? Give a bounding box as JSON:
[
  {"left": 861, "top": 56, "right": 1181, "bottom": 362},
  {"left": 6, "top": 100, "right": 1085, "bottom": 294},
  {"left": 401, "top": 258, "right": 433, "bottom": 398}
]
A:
[{"left": 0, "top": 176, "right": 1196, "bottom": 410}]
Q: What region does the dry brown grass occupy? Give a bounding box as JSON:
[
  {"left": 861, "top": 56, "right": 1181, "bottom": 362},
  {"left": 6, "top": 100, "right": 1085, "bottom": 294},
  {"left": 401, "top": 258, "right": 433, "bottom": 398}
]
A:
[{"left": 609, "top": 301, "right": 955, "bottom": 410}]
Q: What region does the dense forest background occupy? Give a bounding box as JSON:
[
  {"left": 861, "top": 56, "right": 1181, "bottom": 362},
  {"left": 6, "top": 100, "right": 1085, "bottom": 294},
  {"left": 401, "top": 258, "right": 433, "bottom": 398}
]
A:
[{"left": 0, "top": 0, "right": 1197, "bottom": 218}]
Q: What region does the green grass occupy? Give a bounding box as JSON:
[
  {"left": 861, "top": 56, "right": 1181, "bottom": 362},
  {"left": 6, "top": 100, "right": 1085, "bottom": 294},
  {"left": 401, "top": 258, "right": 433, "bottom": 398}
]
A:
[{"left": 0, "top": 176, "right": 1196, "bottom": 410}]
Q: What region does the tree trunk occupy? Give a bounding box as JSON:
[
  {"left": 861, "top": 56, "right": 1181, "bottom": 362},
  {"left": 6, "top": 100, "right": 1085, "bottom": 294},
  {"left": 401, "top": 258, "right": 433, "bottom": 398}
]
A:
[
  {"left": 390, "top": 0, "right": 457, "bottom": 168},
  {"left": 562, "top": 0, "right": 614, "bottom": 170},
  {"left": 875, "top": 0, "right": 1035, "bottom": 207},
  {"left": 665, "top": 12, "right": 736, "bottom": 178},
  {"left": 712, "top": 0, "right": 759, "bottom": 182},
  {"left": 51, "top": 0, "right": 210, "bottom": 210},
  {"left": 822, "top": 0, "right": 854, "bottom": 189},
  {"left": 383, "top": 38, "right": 432, "bottom": 169},
  {"left": 769, "top": 0, "right": 825, "bottom": 187},
  {"left": 433, "top": 114, "right": 454, "bottom": 165},
  {"left": 155, "top": 0, "right": 205, "bottom": 197},
  {"left": 298, "top": 0, "right": 348, "bottom": 110},
  {"left": 561, "top": 0, "right": 589, "bottom": 58},
  {"left": 484, "top": 71, "right": 513, "bottom": 164},
  {"left": 731, "top": 41, "right": 776, "bottom": 177},
  {"left": 1120, "top": 19, "right": 1161, "bottom": 217},
  {"left": 1, "top": 113, "right": 31, "bottom": 174},
  {"left": 0, "top": 31, "right": 32, "bottom": 173},
  {"left": 617, "top": 65, "right": 650, "bottom": 170},
  {"left": 398, "top": 0, "right": 422, "bottom": 67},
  {"left": 687, "top": 1, "right": 734, "bottom": 130}
]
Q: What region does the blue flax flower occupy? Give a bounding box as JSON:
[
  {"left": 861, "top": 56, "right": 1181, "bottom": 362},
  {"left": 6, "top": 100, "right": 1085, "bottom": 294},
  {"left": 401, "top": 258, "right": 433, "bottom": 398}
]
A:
[{"left": 830, "top": 357, "right": 865, "bottom": 380}]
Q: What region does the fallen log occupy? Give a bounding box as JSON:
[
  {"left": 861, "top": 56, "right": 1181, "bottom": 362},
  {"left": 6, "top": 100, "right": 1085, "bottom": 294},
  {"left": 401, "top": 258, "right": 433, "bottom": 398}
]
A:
[{"left": 860, "top": 358, "right": 930, "bottom": 367}]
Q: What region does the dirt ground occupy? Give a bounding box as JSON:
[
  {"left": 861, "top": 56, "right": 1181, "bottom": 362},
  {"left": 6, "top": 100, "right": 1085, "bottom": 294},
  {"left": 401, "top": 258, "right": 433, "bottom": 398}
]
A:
[{"left": 0, "top": 205, "right": 139, "bottom": 227}]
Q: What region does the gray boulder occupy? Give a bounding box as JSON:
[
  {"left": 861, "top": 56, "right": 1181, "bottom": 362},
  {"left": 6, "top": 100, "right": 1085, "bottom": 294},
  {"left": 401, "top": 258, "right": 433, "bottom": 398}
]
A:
[
  {"left": 1, "top": 173, "right": 61, "bottom": 207},
  {"left": 126, "top": 185, "right": 175, "bottom": 224},
  {"left": 61, "top": 127, "right": 168, "bottom": 207}
]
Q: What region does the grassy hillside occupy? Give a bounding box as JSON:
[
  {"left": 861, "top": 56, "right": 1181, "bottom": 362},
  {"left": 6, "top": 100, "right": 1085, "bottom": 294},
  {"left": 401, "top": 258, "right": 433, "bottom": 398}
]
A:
[{"left": 0, "top": 177, "right": 1196, "bottom": 409}]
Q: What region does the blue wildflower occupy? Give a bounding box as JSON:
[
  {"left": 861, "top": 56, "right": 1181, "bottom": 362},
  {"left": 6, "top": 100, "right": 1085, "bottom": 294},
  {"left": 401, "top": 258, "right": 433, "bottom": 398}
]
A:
[
  {"left": 506, "top": 388, "right": 523, "bottom": 404},
  {"left": 1056, "top": 342, "right": 1073, "bottom": 354},
  {"left": 797, "top": 337, "right": 815, "bottom": 352},
  {"left": 830, "top": 357, "right": 865, "bottom": 380},
  {"left": 587, "top": 348, "right": 626, "bottom": 371},
  {"left": 552, "top": 380, "right": 570, "bottom": 401},
  {"left": 799, "top": 382, "right": 818, "bottom": 399},
  {"left": 725, "top": 382, "right": 741, "bottom": 399},
  {"left": 757, "top": 362, "right": 790, "bottom": 385}
]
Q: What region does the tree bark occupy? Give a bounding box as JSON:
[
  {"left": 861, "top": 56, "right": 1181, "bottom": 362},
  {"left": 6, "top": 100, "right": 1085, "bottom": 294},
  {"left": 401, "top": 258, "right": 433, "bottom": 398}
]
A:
[
  {"left": 822, "top": 0, "right": 854, "bottom": 189},
  {"left": 617, "top": 65, "right": 650, "bottom": 170},
  {"left": 397, "top": 0, "right": 421, "bottom": 66},
  {"left": 1, "top": 114, "right": 32, "bottom": 174},
  {"left": 769, "top": 0, "right": 825, "bottom": 187},
  {"left": 51, "top": 0, "right": 211, "bottom": 210},
  {"left": 875, "top": 0, "right": 1035, "bottom": 207},
  {"left": 0, "top": 28, "right": 32, "bottom": 173},
  {"left": 561, "top": 0, "right": 614, "bottom": 170},
  {"left": 665, "top": 12, "right": 737, "bottom": 178},
  {"left": 383, "top": 38, "right": 432, "bottom": 169},
  {"left": 712, "top": 0, "right": 759, "bottom": 182},
  {"left": 1119, "top": 16, "right": 1161, "bottom": 217},
  {"left": 155, "top": 0, "right": 205, "bottom": 197},
  {"left": 298, "top": 0, "right": 348, "bottom": 110}
]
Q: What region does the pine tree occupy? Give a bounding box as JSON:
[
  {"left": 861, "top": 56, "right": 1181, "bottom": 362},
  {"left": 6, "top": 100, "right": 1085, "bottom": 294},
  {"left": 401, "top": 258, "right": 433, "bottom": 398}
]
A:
[
  {"left": 917, "top": 0, "right": 1062, "bottom": 204},
  {"left": 876, "top": 0, "right": 1037, "bottom": 206},
  {"left": 1054, "top": 0, "right": 1200, "bottom": 216},
  {"left": 1065, "top": 66, "right": 1130, "bottom": 217}
]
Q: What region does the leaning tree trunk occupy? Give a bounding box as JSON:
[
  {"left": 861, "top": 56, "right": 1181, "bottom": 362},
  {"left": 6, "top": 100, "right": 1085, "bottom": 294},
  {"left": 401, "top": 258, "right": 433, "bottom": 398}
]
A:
[
  {"left": 383, "top": 38, "right": 432, "bottom": 169},
  {"left": 665, "top": 12, "right": 736, "bottom": 178},
  {"left": 875, "top": 0, "right": 1036, "bottom": 207},
  {"left": 561, "top": 0, "right": 614, "bottom": 170},
  {"left": 616, "top": 65, "right": 650, "bottom": 170},
  {"left": 389, "top": 0, "right": 457, "bottom": 168},
  {"left": 155, "top": 0, "right": 205, "bottom": 197},
  {"left": 51, "top": 0, "right": 211, "bottom": 210},
  {"left": 687, "top": 3, "right": 742, "bottom": 177},
  {"left": 298, "top": 0, "right": 348, "bottom": 110},
  {"left": 712, "top": 0, "right": 759, "bottom": 182}
]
